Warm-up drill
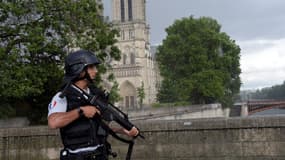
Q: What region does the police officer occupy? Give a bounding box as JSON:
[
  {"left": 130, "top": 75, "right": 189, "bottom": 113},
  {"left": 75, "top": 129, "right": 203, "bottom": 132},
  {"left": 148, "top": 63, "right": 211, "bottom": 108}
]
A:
[{"left": 48, "top": 50, "right": 139, "bottom": 160}]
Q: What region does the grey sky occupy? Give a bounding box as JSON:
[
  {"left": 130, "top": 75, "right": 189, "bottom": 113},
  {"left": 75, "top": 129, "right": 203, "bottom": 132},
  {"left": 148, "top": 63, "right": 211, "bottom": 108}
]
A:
[
  {"left": 102, "top": 0, "right": 285, "bottom": 90},
  {"left": 147, "top": 0, "right": 285, "bottom": 43},
  {"left": 103, "top": 0, "right": 285, "bottom": 43}
]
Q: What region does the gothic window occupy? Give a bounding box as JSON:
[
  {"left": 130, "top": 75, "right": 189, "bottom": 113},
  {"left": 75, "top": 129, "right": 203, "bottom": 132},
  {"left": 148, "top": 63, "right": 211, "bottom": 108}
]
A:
[
  {"left": 128, "top": 0, "right": 133, "bottom": 21},
  {"left": 120, "top": 0, "right": 125, "bottom": 22},
  {"left": 121, "top": 30, "right": 125, "bottom": 40},
  {"left": 142, "top": 0, "right": 146, "bottom": 20},
  {"left": 130, "top": 53, "right": 135, "bottom": 64},
  {"left": 130, "top": 96, "right": 135, "bottom": 108},
  {"left": 120, "top": 81, "right": 137, "bottom": 109},
  {"left": 123, "top": 54, "right": 127, "bottom": 65},
  {"left": 129, "top": 30, "right": 134, "bottom": 39},
  {"left": 125, "top": 96, "right": 135, "bottom": 109},
  {"left": 125, "top": 96, "right": 129, "bottom": 108}
]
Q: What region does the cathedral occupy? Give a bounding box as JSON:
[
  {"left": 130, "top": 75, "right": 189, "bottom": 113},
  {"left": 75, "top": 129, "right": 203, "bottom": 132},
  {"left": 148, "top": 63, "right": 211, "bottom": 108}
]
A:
[{"left": 109, "top": 0, "right": 160, "bottom": 109}]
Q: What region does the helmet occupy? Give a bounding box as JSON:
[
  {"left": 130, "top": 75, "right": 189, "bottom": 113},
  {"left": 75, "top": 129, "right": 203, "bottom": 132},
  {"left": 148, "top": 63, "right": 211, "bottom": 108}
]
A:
[{"left": 64, "top": 50, "right": 100, "bottom": 83}]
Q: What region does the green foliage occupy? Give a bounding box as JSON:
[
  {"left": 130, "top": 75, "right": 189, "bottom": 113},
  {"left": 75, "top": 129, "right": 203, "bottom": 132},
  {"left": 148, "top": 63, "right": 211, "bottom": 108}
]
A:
[
  {"left": 156, "top": 16, "right": 241, "bottom": 106},
  {"left": 151, "top": 101, "right": 191, "bottom": 108},
  {"left": 137, "top": 82, "right": 145, "bottom": 108},
  {"left": 0, "top": 103, "right": 16, "bottom": 119},
  {"left": 108, "top": 81, "right": 122, "bottom": 103},
  {"left": 251, "top": 81, "right": 285, "bottom": 100},
  {"left": 0, "top": 1, "right": 120, "bottom": 123}
]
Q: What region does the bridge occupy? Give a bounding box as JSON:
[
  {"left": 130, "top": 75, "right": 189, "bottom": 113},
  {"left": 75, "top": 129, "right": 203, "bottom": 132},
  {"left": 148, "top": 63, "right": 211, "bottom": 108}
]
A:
[
  {"left": 247, "top": 100, "right": 285, "bottom": 115},
  {"left": 234, "top": 100, "right": 285, "bottom": 116}
]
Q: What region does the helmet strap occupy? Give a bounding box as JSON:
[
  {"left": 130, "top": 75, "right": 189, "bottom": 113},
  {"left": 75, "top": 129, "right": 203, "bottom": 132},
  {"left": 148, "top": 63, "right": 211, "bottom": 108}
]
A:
[
  {"left": 71, "top": 67, "right": 93, "bottom": 83},
  {"left": 72, "top": 76, "right": 85, "bottom": 82},
  {"left": 72, "top": 69, "right": 87, "bottom": 82},
  {"left": 83, "top": 67, "right": 93, "bottom": 83}
]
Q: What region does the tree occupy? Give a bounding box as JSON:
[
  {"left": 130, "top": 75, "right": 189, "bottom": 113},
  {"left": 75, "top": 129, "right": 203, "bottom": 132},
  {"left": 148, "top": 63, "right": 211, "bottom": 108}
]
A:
[
  {"left": 137, "top": 82, "right": 145, "bottom": 108},
  {"left": 156, "top": 16, "right": 241, "bottom": 106},
  {"left": 0, "top": 1, "right": 120, "bottom": 123},
  {"left": 251, "top": 81, "right": 285, "bottom": 100}
]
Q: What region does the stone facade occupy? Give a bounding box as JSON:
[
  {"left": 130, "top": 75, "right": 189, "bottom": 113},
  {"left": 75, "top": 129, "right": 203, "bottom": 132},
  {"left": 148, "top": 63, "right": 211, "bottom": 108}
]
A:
[{"left": 108, "top": 0, "right": 160, "bottom": 109}]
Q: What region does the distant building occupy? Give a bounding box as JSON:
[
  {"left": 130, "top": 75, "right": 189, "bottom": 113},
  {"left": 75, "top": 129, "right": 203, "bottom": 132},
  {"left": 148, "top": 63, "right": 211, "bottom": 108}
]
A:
[{"left": 108, "top": 0, "right": 161, "bottom": 109}]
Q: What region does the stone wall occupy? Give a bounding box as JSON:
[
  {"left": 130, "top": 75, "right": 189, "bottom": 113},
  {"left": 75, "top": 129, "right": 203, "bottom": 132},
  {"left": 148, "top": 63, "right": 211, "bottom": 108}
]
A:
[
  {"left": 127, "top": 103, "right": 229, "bottom": 121},
  {"left": 0, "top": 116, "right": 285, "bottom": 160},
  {"left": 0, "top": 117, "right": 30, "bottom": 128}
]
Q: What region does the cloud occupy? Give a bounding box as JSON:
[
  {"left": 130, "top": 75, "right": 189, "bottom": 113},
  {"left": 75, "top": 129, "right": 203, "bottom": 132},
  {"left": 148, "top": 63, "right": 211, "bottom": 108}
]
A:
[
  {"left": 144, "top": 0, "right": 285, "bottom": 44},
  {"left": 239, "top": 38, "right": 285, "bottom": 90},
  {"left": 102, "top": 0, "right": 285, "bottom": 91}
]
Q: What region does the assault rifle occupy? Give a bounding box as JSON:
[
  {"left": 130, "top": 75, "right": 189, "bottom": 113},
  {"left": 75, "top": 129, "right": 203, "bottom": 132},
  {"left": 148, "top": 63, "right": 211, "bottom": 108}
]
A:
[{"left": 60, "top": 83, "right": 144, "bottom": 160}]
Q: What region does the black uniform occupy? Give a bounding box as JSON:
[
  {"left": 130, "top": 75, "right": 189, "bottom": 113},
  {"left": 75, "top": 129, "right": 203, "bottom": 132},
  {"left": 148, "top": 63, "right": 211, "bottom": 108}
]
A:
[{"left": 60, "top": 85, "right": 110, "bottom": 160}]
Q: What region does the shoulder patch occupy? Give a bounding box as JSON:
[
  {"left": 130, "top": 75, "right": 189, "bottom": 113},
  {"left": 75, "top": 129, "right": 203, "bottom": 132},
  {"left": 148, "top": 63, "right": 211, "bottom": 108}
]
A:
[{"left": 53, "top": 101, "right": 57, "bottom": 108}]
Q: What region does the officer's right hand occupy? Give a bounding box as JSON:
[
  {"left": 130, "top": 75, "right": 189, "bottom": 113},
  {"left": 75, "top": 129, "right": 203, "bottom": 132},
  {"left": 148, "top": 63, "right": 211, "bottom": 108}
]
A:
[{"left": 81, "top": 106, "right": 101, "bottom": 118}]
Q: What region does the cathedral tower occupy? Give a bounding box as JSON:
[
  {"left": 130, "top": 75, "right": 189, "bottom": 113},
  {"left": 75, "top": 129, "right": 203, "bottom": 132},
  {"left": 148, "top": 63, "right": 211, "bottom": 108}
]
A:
[{"left": 110, "top": 0, "right": 158, "bottom": 109}]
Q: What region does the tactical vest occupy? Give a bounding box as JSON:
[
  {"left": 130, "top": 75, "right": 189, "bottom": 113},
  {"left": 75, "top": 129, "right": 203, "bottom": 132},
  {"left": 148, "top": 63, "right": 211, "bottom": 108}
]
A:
[{"left": 59, "top": 85, "right": 109, "bottom": 150}]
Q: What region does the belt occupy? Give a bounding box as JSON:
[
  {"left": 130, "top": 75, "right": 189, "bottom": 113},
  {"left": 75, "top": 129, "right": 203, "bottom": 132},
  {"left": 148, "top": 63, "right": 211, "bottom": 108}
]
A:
[{"left": 61, "top": 147, "right": 106, "bottom": 160}]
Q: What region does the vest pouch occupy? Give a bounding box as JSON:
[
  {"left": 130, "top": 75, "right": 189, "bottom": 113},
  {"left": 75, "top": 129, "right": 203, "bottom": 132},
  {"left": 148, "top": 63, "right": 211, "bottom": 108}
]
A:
[
  {"left": 62, "top": 122, "right": 94, "bottom": 150},
  {"left": 64, "top": 137, "right": 93, "bottom": 150},
  {"left": 65, "top": 125, "right": 90, "bottom": 139},
  {"left": 97, "top": 126, "right": 107, "bottom": 136}
]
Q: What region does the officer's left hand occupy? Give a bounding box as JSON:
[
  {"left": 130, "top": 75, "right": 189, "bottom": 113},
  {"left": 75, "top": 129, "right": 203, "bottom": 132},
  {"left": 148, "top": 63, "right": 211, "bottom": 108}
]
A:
[{"left": 124, "top": 127, "right": 139, "bottom": 137}]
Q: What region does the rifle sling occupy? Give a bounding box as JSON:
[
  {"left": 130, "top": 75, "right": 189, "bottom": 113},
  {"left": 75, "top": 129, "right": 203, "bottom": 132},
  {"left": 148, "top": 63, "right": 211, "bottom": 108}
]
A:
[{"left": 99, "top": 120, "right": 135, "bottom": 160}]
